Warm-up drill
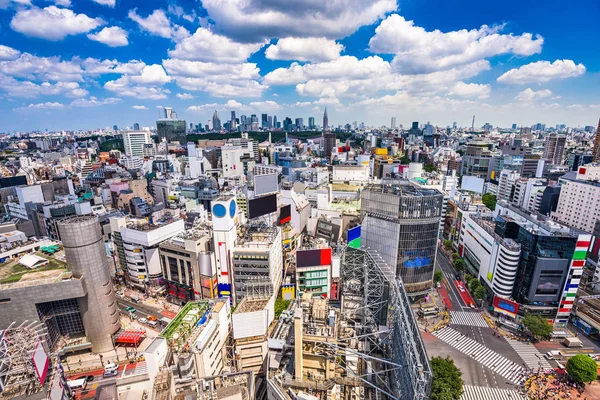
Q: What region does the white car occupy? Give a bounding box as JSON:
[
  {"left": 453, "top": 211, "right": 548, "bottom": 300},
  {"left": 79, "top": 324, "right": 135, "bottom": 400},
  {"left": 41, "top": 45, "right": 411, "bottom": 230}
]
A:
[
  {"left": 459, "top": 287, "right": 465, "bottom": 292},
  {"left": 138, "top": 318, "right": 148, "bottom": 324}
]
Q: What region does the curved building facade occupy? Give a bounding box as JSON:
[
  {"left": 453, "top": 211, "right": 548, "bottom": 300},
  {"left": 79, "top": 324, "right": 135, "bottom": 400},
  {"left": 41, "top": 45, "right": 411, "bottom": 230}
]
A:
[
  {"left": 491, "top": 242, "right": 521, "bottom": 298},
  {"left": 361, "top": 182, "right": 443, "bottom": 294},
  {"left": 58, "top": 216, "right": 121, "bottom": 352}
]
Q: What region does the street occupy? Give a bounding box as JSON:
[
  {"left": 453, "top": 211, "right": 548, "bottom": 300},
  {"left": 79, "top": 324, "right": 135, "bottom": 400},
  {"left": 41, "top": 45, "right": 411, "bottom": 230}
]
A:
[{"left": 67, "top": 361, "right": 148, "bottom": 400}]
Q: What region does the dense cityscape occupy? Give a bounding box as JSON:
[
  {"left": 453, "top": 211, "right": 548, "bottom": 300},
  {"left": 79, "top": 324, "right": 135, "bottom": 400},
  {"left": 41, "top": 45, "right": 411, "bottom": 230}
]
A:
[{"left": 1, "top": 1, "right": 600, "bottom": 400}]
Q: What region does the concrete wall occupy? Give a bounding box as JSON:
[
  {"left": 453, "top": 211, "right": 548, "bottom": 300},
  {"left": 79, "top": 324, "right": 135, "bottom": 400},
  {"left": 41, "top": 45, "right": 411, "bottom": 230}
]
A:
[{"left": 58, "top": 216, "right": 121, "bottom": 352}]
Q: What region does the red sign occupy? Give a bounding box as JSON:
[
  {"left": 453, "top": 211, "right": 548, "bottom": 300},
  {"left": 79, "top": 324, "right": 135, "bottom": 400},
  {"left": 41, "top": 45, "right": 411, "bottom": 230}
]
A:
[
  {"left": 493, "top": 296, "right": 519, "bottom": 314},
  {"left": 579, "top": 167, "right": 587, "bottom": 175}
]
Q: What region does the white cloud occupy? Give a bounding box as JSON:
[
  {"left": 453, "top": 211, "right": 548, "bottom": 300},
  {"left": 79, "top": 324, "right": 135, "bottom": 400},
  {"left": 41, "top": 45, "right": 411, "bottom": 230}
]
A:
[
  {"left": 71, "top": 96, "right": 120, "bottom": 107},
  {"left": 176, "top": 92, "right": 194, "bottom": 99},
  {"left": 0, "top": 77, "right": 87, "bottom": 97},
  {"left": 18, "top": 101, "right": 64, "bottom": 110},
  {"left": 0, "top": 45, "right": 20, "bottom": 61},
  {"left": 174, "top": 77, "right": 265, "bottom": 98},
  {"left": 515, "top": 88, "right": 552, "bottom": 101},
  {"left": 168, "top": 28, "right": 264, "bottom": 63},
  {"left": 128, "top": 9, "right": 189, "bottom": 41},
  {"left": 187, "top": 99, "right": 244, "bottom": 112},
  {"left": 447, "top": 81, "right": 491, "bottom": 99},
  {"left": 87, "top": 26, "right": 128, "bottom": 47},
  {"left": 81, "top": 58, "right": 146, "bottom": 76},
  {"left": 104, "top": 78, "right": 170, "bottom": 99},
  {"left": 369, "top": 15, "right": 543, "bottom": 74},
  {"left": 91, "top": 0, "right": 115, "bottom": 7},
  {"left": 497, "top": 59, "right": 586, "bottom": 84},
  {"left": 11, "top": 6, "right": 104, "bottom": 41},
  {"left": 0, "top": 52, "right": 84, "bottom": 81},
  {"left": 249, "top": 100, "right": 281, "bottom": 110},
  {"left": 130, "top": 64, "right": 171, "bottom": 85},
  {"left": 53, "top": 0, "right": 71, "bottom": 6},
  {"left": 132, "top": 105, "right": 148, "bottom": 110},
  {"left": 265, "top": 37, "right": 344, "bottom": 62},
  {"left": 201, "top": 0, "right": 397, "bottom": 42}
]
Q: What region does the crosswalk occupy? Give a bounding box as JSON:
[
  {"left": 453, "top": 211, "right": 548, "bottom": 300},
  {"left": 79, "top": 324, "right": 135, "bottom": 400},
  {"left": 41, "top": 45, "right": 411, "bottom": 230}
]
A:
[
  {"left": 461, "top": 385, "right": 525, "bottom": 400},
  {"left": 433, "top": 327, "right": 526, "bottom": 384},
  {"left": 505, "top": 338, "right": 552, "bottom": 370},
  {"left": 450, "top": 311, "right": 489, "bottom": 328}
]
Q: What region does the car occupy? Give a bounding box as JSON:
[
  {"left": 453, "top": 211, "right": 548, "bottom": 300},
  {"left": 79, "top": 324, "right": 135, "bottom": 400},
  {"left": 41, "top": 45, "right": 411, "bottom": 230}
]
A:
[
  {"left": 129, "top": 297, "right": 140, "bottom": 304},
  {"left": 103, "top": 370, "right": 118, "bottom": 378},
  {"left": 84, "top": 375, "right": 95, "bottom": 382},
  {"left": 459, "top": 287, "right": 465, "bottom": 292},
  {"left": 147, "top": 315, "right": 157, "bottom": 321},
  {"left": 147, "top": 320, "right": 158, "bottom": 328},
  {"left": 116, "top": 292, "right": 124, "bottom": 298},
  {"left": 470, "top": 303, "right": 475, "bottom": 309},
  {"left": 125, "top": 307, "right": 136, "bottom": 313},
  {"left": 138, "top": 318, "right": 148, "bottom": 324},
  {"left": 436, "top": 282, "right": 441, "bottom": 288}
]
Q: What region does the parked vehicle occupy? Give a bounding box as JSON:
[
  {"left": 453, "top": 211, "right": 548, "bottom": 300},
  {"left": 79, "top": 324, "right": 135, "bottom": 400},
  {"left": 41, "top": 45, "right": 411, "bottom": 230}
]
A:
[
  {"left": 561, "top": 337, "right": 583, "bottom": 348},
  {"left": 147, "top": 320, "right": 158, "bottom": 328},
  {"left": 67, "top": 378, "right": 87, "bottom": 390},
  {"left": 545, "top": 350, "right": 563, "bottom": 360},
  {"left": 138, "top": 318, "right": 148, "bottom": 324},
  {"left": 147, "top": 315, "right": 157, "bottom": 321},
  {"left": 125, "top": 307, "right": 136, "bottom": 313}
]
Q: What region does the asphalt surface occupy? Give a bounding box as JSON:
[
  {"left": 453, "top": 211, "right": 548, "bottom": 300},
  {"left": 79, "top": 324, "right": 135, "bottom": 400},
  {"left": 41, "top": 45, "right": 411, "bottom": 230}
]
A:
[
  {"left": 117, "top": 297, "right": 164, "bottom": 321},
  {"left": 436, "top": 249, "right": 469, "bottom": 311}
]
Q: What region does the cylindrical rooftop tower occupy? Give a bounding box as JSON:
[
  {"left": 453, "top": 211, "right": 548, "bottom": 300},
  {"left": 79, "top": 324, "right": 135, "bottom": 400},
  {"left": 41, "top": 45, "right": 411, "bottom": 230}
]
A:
[{"left": 58, "top": 216, "right": 121, "bottom": 352}]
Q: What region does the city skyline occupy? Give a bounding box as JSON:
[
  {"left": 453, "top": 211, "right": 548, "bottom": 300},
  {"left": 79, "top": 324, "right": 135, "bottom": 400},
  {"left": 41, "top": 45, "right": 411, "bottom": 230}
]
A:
[{"left": 0, "top": 0, "right": 599, "bottom": 131}]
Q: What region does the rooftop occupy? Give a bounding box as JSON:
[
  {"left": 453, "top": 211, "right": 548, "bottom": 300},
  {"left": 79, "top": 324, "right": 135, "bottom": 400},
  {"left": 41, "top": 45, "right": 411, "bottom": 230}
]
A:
[
  {"left": 160, "top": 301, "right": 211, "bottom": 352},
  {"left": 236, "top": 225, "right": 279, "bottom": 247},
  {"left": 0, "top": 252, "right": 69, "bottom": 285},
  {"left": 365, "top": 180, "right": 442, "bottom": 198},
  {"left": 234, "top": 298, "right": 270, "bottom": 314},
  {"left": 125, "top": 214, "right": 180, "bottom": 232}
]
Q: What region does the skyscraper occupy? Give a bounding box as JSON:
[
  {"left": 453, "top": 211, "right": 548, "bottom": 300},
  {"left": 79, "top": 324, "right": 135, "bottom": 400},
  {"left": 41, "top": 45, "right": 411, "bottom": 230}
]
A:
[
  {"left": 323, "top": 132, "right": 336, "bottom": 158},
  {"left": 231, "top": 111, "right": 237, "bottom": 132},
  {"left": 543, "top": 133, "right": 567, "bottom": 165},
  {"left": 133, "top": 122, "right": 140, "bottom": 130},
  {"left": 58, "top": 216, "right": 121, "bottom": 352},
  {"left": 157, "top": 106, "right": 186, "bottom": 143},
  {"left": 323, "top": 108, "right": 328, "bottom": 130},
  {"left": 273, "top": 115, "right": 278, "bottom": 129},
  {"left": 391, "top": 117, "right": 397, "bottom": 129},
  {"left": 212, "top": 110, "right": 221, "bottom": 131},
  {"left": 593, "top": 118, "right": 600, "bottom": 162},
  {"left": 308, "top": 117, "right": 315, "bottom": 129},
  {"left": 261, "top": 113, "right": 268, "bottom": 129}
]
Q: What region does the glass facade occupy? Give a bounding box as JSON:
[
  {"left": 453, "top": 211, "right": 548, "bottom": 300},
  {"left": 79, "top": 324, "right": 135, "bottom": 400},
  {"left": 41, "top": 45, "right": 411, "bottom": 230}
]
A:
[
  {"left": 157, "top": 119, "right": 187, "bottom": 144},
  {"left": 37, "top": 299, "right": 85, "bottom": 349}
]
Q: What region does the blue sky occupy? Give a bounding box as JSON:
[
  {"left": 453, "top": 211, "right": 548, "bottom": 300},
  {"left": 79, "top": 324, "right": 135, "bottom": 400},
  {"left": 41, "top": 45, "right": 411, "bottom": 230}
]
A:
[{"left": 0, "top": 0, "right": 599, "bottom": 132}]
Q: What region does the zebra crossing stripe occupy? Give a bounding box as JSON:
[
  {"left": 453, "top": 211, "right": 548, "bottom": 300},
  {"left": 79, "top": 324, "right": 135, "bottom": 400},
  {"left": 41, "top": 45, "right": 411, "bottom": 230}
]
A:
[
  {"left": 461, "top": 385, "right": 526, "bottom": 400},
  {"left": 433, "top": 327, "right": 527, "bottom": 384},
  {"left": 450, "top": 311, "right": 489, "bottom": 328},
  {"left": 504, "top": 338, "right": 552, "bottom": 370}
]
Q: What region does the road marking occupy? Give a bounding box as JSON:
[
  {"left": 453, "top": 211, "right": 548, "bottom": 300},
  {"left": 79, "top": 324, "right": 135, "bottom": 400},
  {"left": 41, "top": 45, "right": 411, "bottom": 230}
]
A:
[
  {"left": 450, "top": 311, "right": 489, "bottom": 328},
  {"left": 505, "top": 338, "right": 552, "bottom": 370},
  {"left": 433, "top": 327, "right": 527, "bottom": 384},
  {"left": 461, "top": 385, "right": 526, "bottom": 400}
]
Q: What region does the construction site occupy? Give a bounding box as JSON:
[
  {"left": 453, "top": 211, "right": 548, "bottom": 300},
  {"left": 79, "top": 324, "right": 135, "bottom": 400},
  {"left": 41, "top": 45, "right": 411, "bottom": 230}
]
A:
[{"left": 266, "top": 246, "right": 432, "bottom": 400}]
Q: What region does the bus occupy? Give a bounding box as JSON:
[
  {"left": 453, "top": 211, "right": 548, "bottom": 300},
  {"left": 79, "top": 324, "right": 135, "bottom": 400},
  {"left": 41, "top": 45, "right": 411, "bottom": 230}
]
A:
[{"left": 67, "top": 378, "right": 87, "bottom": 390}]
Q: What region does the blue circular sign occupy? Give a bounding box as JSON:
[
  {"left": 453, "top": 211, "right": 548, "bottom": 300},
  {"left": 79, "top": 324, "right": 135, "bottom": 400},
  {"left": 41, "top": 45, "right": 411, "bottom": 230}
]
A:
[
  {"left": 229, "top": 200, "right": 237, "bottom": 217},
  {"left": 213, "top": 204, "right": 226, "bottom": 218}
]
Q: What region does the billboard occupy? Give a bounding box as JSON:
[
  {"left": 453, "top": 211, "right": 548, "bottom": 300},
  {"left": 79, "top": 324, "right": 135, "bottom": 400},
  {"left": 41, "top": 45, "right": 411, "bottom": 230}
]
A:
[
  {"left": 32, "top": 341, "right": 49, "bottom": 385},
  {"left": 254, "top": 173, "right": 279, "bottom": 196},
  {"left": 493, "top": 295, "right": 519, "bottom": 316},
  {"left": 347, "top": 225, "right": 361, "bottom": 248},
  {"left": 296, "top": 248, "right": 332, "bottom": 268},
  {"left": 461, "top": 176, "right": 485, "bottom": 194},
  {"left": 279, "top": 204, "right": 291, "bottom": 225},
  {"left": 248, "top": 193, "right": 277, "bottom": 219}
]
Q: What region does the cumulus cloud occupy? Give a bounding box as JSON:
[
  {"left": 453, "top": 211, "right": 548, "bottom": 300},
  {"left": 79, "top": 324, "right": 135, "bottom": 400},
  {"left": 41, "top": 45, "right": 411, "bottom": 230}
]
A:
[
  {"left": 128, "top": 9, "right": 189, "bottom": 41},
  {"left": 104, "top": 79, "right": 170, "bottom": 99},
  {"left": 71, "top": 96, "right": 120, "bottom": 107},
  {"left": 249, "top": 100, "right": 281, "bottom": 110},
  {"left": 0, "top": 77, "right": 87, "bottom": 98},
  {"left": 17, "top": 101, "right": 64, "bottom": 110},
  {"left": 91, "top": 0, "right": 115, "bottom": 7},
  {"left": 11, "top": 6, "right": 104, "bottom": 40},
  {"left": 0, "top": 45, "right": 20, "bottom": 61},
  {"left": 0, "top": 52, "right": 84, "bottom": 81},
  {"left": 265, "top": 37, "right": 344, "bottom": 62},
  {"left": 497, "top": 59, "right": 586, "bottom": 84},
  {"left": 187, "top": 99, "right": 244, "bottom": 112},
  {"left": 369, "top": 15, "right": 543, "bottom": 73},
  {"left": 53, "top": 0, "right": 71, "bottom": 6},
  {"left": 168, "top": 28, "right": 264, "bottom": 63},
  {"left": 87, "top": 26, "right": 128, "bottom": 47},
  {"left": 515, "top": 88, "right": 552, "bottom": 101},
  {"left": 176, "top": 92, "right": 194, "bottom": 99},
  {"left": 81, "top": 58, "right": 146, "bottom": 76},
  {"left": 132, "top": 105, "right": 148, "bottom": 110},
  {"left": 447, "top": 81, "right": 491, "bottom": 99},
  {"left": 129, "top": 64, "right": 171, "bottom": 85},
  {"left": 201, "top": 0, "right": 397, "bottom": 42}
]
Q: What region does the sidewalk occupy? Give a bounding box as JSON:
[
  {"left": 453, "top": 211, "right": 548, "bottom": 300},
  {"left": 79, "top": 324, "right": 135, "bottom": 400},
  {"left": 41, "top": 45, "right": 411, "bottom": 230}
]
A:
[{"left": 413, "top": 288, "right": 451, "bottom": 333}]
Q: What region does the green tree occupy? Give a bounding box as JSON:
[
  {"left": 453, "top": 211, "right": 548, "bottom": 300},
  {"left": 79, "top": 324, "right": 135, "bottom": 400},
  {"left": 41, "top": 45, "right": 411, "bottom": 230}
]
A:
[
  {"left": 464, "top": 274, "right": 473, "bottom": 284},
  {"left": 473, "top": 286, "right": 486, "bottom": 301},
  {"left": 469, "top": 279, "right": 481, "bottom": 291},
  {"left": 399, "top": 156, "right": 411, "bottom": 165},
  {"left": 274, "top": 298, "right": 291, "bottom": 319},
  {"left": 424, "top": 164, "right": 437, "bottom": 173},
  {"left": 451, "top": 252, "right": 460, "bottom": 262},
  {"left": 567, "top": 354, "right": 598, "bottom": 383},
  {"left": 522, "top": 314, "right": 553, "bottom": 340},
  {"left": 481, "top": 193, "right": 497, "bottom": 211},
  {"left": 453, "top": 258, "right": 465, "bottom": 273},
  {"left": 433, "top": 270, "right": 444, "bottom": 284},
  {"left": 443, "top": 240, "right": 453, "bottom": 251},
  {"left": 430, "top": 356, "right": 464, "bottom": 400}
]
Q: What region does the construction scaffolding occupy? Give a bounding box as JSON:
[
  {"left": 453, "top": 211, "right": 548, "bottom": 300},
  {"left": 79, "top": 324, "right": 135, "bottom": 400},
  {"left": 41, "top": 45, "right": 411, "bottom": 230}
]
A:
[
  {"left": 339, "top": 246, "right": 432, "bottom": 400},
  {"left": 0, "top": 321, "right": 49, "bottom": 399}
]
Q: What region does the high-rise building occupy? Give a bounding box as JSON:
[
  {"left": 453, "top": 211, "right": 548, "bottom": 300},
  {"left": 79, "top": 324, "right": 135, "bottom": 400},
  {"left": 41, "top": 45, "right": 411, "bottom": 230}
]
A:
[
  {"left": 391, "top": 117, "right": 397, "bottom": 129},
  {"left": 592, "top": 119, "right": 600, "bottom": 162},
  {"left": 267, "top": 115, "right": 272, "bottom": 129},
  {"left": 543, "top": 133, "right": 566, "bottom": 165},
  {"left": 58, "top": 216, "right": 121, "bottom": 352},
  {"left": 361, "top": 182, "right": 443, "bottom": 294},
  {"left": 273, "top": 115, "right": 278, "bottom": 129},
  {"left": 322, "top": 108, "right": 328, "bottom": 130},
  {"left": 123, "top": 130, "right": 152, "bottom": 157},
  {"left": 157, "top": 108, "right": 186, "bottom": 143},
  {"left": 552, "top": 164, "right": 600, "bottom": 232},
  {"left": 308, "top": 117, "right": 315, "bottom": 129},
  {"left": 133, "top": 122, "right": 140, "bottom": 130},
  {"left": 511, "top": 123, "right": 517, "bottom": 130},
  {"left": 230, "top": 111, "right": 237, "bottom": 132},
  {"left": 323, "top": 132, "right": 336, "bottom": 159},
  {"left": 212, "top": 111, "right": 221, "bottom": 131},
  {"left": 261, "top": 113, "right": 268, "bottom": 129},
  {"left": 295, "top": 117, "right": 303, "bottom": 130}
]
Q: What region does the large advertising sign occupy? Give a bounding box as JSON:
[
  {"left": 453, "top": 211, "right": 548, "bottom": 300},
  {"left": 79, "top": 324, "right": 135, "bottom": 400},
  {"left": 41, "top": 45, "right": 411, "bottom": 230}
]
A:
[
  {"left": 248, "top": 193, "right": 278, "bottom": 219},
  {"left": 296, "top": 248, "right": 332, "bottom": 268},
  {"left": 493, "top": 295, "right": 519, "bottom": 317},
  {"left": 31, "top": 341, "right": 49, "bottom": 385}
]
